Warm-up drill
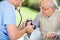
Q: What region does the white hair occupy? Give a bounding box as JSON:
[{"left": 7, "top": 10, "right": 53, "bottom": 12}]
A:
[
  {"left": 50, "top": 0, "right": 58, "bottom": 9},
  {"left": 49, "top": 1, "right": 57, "bottom": 9},
  {"left": 41, "top": 0, "right": 58, "bottom": 9},
  {"left": 53, "top": 0, "right": 58, "bottom": 6}
]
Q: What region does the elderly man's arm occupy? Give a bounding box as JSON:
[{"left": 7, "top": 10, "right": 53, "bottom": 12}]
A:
[
  {"left": 32, "top": 13, "right": 40, "bottom": 28},
  {"left": 56, "top": 11, "right": 60, "bottom": 39}
]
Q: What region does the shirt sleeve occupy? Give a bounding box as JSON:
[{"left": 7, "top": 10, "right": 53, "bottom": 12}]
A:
[
  {"left": 56, "top": 11, "right": 60, "bottom": 39},
  {"left": 32, "top": 13, "right": 40, "bottom": 28},
  {"left": 2, "top": 7, "right": 16, "bottom": 25}
]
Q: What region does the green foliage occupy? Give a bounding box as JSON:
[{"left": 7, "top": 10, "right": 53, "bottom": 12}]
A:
[
  {"left": 56, "top": 0, "right": 60, "bottom": 6},
  {"left": 23, "top": 0, "right": 29, "bottom": 6},
  {"left": 23, "top": 0, "right": 41, "bottom": 11}
]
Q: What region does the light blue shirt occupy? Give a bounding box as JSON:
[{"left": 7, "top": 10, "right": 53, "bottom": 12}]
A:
[{"left": 0, "top": 0, "right": 16, "bottom": 40}]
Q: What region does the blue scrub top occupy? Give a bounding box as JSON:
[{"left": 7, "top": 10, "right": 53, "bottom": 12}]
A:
[{"left": 0, "top": 0, "right": 16, "bottom": 40}]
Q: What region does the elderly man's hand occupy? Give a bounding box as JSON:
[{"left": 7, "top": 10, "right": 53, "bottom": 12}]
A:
[{"left": 43, "top": 32, "right": 57, "bottom": 39}]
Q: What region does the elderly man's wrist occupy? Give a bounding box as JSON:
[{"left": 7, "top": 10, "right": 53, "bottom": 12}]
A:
[{"left": 56, "top": 33, "right": 59, "bottom": 39}]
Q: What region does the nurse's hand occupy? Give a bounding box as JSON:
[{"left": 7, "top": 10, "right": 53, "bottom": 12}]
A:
[
  {"left": 18, "top": 21, "right": 26, "bottom": 30},
  {"left": 26, "top": 24, "right": 34, "bottom": 34}
]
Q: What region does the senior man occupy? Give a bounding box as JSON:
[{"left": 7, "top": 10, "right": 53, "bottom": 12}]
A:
[{"left": 30, "top": 0, "right": 60, "bottom": 40}]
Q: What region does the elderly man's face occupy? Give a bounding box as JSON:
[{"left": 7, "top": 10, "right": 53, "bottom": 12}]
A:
[
  {"left": 40, "top": 4, "right": 52, "bottom": 16},
  {"left": 40, "top": 0, "right": 54, "bottom": 16}
]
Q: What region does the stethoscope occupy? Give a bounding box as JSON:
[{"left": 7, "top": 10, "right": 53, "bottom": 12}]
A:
[{"left": 16, "top": 7, "right": 22, "bottom": 27}]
